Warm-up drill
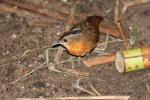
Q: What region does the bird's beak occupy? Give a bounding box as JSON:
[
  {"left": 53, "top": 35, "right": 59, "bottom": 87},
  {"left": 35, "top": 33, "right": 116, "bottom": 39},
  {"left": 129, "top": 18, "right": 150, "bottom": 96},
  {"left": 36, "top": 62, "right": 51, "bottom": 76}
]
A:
[{"left": 51, "top": 43, "right": 61, "bottom": 48}]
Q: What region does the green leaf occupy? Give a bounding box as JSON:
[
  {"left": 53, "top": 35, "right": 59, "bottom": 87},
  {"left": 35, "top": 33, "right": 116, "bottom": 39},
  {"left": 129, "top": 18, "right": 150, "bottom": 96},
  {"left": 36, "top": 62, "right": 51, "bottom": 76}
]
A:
[{"left": 129, "top": 26, "right": 139, "bottom": 46}]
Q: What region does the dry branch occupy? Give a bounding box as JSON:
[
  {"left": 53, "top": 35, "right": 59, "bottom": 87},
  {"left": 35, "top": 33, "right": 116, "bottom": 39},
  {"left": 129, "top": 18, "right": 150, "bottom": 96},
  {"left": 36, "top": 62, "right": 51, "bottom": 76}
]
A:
[
  {"left": 83, "top": 54, "right": 115, "bottom": 67},
  {"left": 0, "top": 4, "right": 20, "bottom": 14},
  {"left": 1, "top": 0, "right": 71, "bottom": 22},
  {"left": 117, "top": 22, "right": 130, "bottom": 48},
  {"left": 122, "top": 0, "right": 150, "bottom": 14},
  {"left": 1, "top": 0, "right": 124, "bottom": 38},
  {"left": 16, "top": 96, "right": 130, "bottom": 100},
  {"left": 99, "top": 25, "right": 122, "bottom": 38}
]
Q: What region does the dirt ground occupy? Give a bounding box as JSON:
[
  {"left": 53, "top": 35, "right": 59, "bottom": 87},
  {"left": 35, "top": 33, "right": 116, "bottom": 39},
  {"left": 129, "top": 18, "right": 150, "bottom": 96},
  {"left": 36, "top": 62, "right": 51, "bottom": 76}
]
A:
[{"left": 0, "top": 0, "right": 150, "bottom": 100}]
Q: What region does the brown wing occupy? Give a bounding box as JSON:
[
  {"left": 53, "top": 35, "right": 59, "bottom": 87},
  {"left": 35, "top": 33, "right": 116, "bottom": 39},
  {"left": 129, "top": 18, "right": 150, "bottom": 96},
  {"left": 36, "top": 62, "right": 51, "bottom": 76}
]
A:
[{"left": 86, "top": 15, "right": 103, "bottom": 33}]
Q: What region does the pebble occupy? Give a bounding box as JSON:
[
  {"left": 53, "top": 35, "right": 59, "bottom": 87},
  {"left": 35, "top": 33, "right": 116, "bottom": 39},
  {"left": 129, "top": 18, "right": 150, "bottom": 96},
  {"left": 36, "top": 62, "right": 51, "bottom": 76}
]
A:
[{"left": 12, "top": 34, "right": 17, "bottom": 39}]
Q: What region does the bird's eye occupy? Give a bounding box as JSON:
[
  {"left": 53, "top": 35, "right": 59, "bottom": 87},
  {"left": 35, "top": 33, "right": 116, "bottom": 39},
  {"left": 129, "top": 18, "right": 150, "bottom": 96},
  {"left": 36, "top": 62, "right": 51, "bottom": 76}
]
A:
[{"left": 63, "top": 39, "right": 67, "bottom": 42}]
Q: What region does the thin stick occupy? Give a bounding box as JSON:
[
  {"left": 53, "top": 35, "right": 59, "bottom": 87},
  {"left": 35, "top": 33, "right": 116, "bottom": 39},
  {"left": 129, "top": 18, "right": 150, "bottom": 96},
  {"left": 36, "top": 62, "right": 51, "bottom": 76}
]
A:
[
  {"left": 0, "top": 45, "right": 55, "bottom": 66},
  {"left": 53, "top": 47, "right": 64, "bottom": 62},
  {"left": 1, "top": 0, "right": 129, "bottom": 39},
  {"left": 114, "top": 0, "right": 119, "bottom": 23},
  {"left": 0, "top": 4, "right": 20, "bottom": 14},
  {"left": 1, "top": 0, "right": 129, "bottom": 38},
  {"left": 99, "top": 25, "right": 122, "bottom": 38},
  {"left": 122, "top": 0, "right": 150, "bottom": 15},
  {"left": 10, "top": 58, "right": 82, "bottom": 84},
  {"left": 88, "top": 82, "right": 101, "bottom": 96},
  {"left": 53, "top": 3, "right": 77, "bottom": 62},
  {"left": 117, "top": 22, "right": 130, "bottom": 49},
  {"left": 145, "top": 83, "right": 150, "bottom": 95},
  {"left": 63, "top": 69, "right": 89, "bottom": 77},
  {"left": 74, "top": 85, "right": 96, "bottom": 96},
  {"left": 97, "top": 39, "right": 124, "bottom": 46},
  {"left": 1, "top": 0, "right": 69, "bottom": 22},
  {"left": 16, "top": 96, "right": 130, "bottom": 100},
  {"left": 10, "top": 62, "right": 46, "bottom": 84},
  {"left": 73, "top": 78, "right": 96, "bottom": 96}
]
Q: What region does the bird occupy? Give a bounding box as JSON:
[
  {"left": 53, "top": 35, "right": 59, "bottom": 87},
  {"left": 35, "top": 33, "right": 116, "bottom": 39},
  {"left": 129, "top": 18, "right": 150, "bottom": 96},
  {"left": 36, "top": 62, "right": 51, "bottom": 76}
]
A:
[{"left": 53, "top": 15, "right": 103, "bottom": 57}]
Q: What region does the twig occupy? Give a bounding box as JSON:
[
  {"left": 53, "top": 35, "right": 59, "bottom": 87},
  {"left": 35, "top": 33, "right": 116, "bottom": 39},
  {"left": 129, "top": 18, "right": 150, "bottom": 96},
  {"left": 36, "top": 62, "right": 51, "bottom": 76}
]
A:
[
  {"left": 145, "top": 83, "right": 150, "bottom": 95},
  {"left": 1, "top": 0, "right": 130, "bottom": 40},
  {"left": 140, "top": 73, "right": 150, "bottom": 94},
  {"left": 63, "top": 69, "right": 89, "bottom": 77},
  {"left": 10, "top": 62, "right": 46, "bottom": 84},
  {"left": 88, "top": 82, "right": 101, "bottom": 96},
  {"left": 73, "top": 78, "right": 97, "bottom": 96},
  {"left": 122, "top": 0, "right": 150, "bottom": 15},
  {"left": 47, "top": 59, "right": 89, "bottom": 77},
  {"left": 1, "top": 0, "right": 126, "bottom": 39},
  {"left": 16, "top": 96, "right": 130, "bottom": 100},
  {"left": 117, "top": 22, "right": 130, "bottom": 49},
  {"left": 53, "top": 47, "right": 64, "bottom": 62},
  {"left": 0, "top": 45, "right": 54, "bottom": 67},
  {"left": 99, "top": 25, "right": 122, "bottom": 38},
  {"left": 0, "top": 3, "right": 20, "bottom": 14},
  {"left": 10, "top": 58, "right": 86, "bottom": 84},
  {"left": 1, "top": 0, "right": 70, "bottom": 22},
  {"left": 53, "top": 2, "right": 77, "bottom": 63},
  {"left": 114, "top": 0, "right": 119, "bottom": 23},
  {"left": 1, "top": 0, "right": 129, "bottom": 39},
  {"left": 97, "top": 39, "right": 124, "bottom": 46},
  {"left": 83, "top": 53, "right": 115, "bottom": 67}
]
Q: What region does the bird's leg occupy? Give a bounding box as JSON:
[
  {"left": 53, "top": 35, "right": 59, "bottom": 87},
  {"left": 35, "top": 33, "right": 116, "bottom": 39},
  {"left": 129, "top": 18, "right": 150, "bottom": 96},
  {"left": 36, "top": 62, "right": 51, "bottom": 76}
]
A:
[
  {"left": 68, "top": 56, "right": 82, "bottom": 69},
  {"left": 45, "top": 48, "right": 63, "bottom": 73},
  {"left": 78, "top": 57, "right": 82, "bottom": 65}
]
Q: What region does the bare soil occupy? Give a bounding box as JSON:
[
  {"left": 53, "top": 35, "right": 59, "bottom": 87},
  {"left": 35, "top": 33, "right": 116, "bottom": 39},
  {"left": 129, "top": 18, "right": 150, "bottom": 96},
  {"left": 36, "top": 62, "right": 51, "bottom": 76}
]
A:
[{"left": 0, "top": 0, "right": 150, "bottom": 100}]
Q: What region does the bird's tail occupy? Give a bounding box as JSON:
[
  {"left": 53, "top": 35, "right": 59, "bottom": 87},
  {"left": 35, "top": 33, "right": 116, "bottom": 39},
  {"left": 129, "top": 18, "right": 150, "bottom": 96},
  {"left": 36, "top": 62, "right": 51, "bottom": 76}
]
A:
[{"left": 87, "top": 15, "right": 103, "bottom": 32}]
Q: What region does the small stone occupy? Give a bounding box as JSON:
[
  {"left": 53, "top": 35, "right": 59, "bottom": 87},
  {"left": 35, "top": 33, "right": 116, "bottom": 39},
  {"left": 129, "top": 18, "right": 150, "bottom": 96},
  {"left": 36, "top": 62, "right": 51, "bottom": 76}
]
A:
[
  {"left": 55, "top": 25, "right": 61, "bottom": 29},
  {"left": 28, "top": 64, "right": 33, "bottom": 68},
  {"left": 21, "top": 86, "right": 25, "bottom": 89},
  {"left": 61, "top": 0, "right": 68, "bottom": 3},
  {"left": 51, "top": 84, "right": 55, "bottom": 88},
  {"left": 34, "top": 61, "right": 38, "bottom": 64},
  {"left": 6, "top": 51, "right": 10, "bottom": 54},
  {"left": 6, "top": 15, "right": 11, "bottom": 19},
  {"left": 12, "top": 34, "right": 17, "bottom": 39},
  {"left": 38, "top": 54, "right": 44, "bottom": 58},
  {"left": 2, "top": 52, "right": 6, "bottom": 55},
  {"left": 44, "top": 1, "right": 48, "bottom": 4},
  {"left": 14, "top": 6, "right": 18, "bottom": 9},
  {"left": 45, "top": 82, "right": 50, "bottom": 87},
  {"left": 129, "top": 26, "right": 132, "bottom": 30},
  {"left": 57, "top": 31, "right": 61, "bottom": 36}
]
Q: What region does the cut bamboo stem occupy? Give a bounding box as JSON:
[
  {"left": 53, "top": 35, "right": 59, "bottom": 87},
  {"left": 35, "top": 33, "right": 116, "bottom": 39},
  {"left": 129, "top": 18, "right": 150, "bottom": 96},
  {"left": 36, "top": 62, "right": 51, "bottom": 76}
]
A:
[{"left": 84, "top": 45, "right": 150, "bottom": 72}]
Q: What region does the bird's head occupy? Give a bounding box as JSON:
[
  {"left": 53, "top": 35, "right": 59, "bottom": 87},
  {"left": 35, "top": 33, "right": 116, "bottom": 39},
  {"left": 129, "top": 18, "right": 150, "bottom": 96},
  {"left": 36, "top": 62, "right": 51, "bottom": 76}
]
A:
[
  {"left": 52, "top": 28, "right": 81, "bottom": 48},
  {"left": 52, "top": 29, "right": 89, "bottom": 56}
]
